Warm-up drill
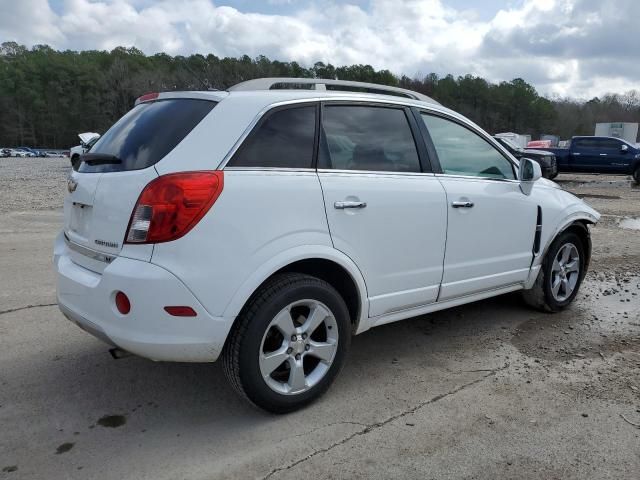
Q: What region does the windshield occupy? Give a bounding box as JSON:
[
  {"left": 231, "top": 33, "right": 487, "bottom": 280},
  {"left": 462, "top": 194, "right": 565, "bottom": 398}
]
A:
[{"left": 77, "top": 99, "right": 216, "bottom": 172}]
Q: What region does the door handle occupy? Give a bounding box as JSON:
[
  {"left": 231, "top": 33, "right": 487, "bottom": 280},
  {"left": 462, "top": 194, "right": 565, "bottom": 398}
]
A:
[
  {"left": 451, "top": 201, "right": 474, "bottom": 209},
  {"left": 599, "top": 153, "right": 607, "bottom": 156},
  {"left": 334, "top": 201, "right": 367, "bottom": 209}
]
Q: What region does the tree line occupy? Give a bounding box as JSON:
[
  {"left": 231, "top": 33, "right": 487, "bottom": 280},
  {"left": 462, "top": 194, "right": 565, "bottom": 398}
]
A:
[{"left": 1, "top": 41, "right": 638, "bottom": 149}]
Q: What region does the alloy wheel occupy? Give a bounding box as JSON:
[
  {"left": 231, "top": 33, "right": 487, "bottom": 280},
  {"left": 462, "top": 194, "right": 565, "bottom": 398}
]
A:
[
  {"left": 259, "top": 299, "right": 339, "bottom": 395},
  {"left": 550, "top": 243, "right": 580, "bottom": 302}
]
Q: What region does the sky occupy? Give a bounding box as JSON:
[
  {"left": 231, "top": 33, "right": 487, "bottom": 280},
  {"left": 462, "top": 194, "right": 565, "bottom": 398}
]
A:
[{"left": 1, "top": 0, "right": 638, "bottom": 99}]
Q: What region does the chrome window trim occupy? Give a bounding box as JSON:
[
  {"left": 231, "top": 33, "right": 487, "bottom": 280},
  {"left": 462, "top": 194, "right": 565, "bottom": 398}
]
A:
[
  {"left": 434, "top": 173, "right": 521, "bottom": 183},
  {"left": 317, "top": 168, "right": 436, "bottom": 177},
  {"left": 218, "top": 96, "right": 455, "bottom": 170},
  {"left": 224, "top": 167, "right": 317, "bottom": 173}
]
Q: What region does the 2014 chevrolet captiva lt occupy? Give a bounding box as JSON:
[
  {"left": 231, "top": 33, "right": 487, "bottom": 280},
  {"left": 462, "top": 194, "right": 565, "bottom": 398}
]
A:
[{"left": 54, "top": 78, "right": 600, "bottom": 412}]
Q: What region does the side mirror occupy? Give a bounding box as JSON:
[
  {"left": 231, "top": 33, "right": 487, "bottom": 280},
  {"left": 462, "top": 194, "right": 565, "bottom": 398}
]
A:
[
  {"left": 621, "top": 144, "right": 629, "bottom": 153},
  {"left": 519, "top": 157, "right": 542, "bottom": 195}
]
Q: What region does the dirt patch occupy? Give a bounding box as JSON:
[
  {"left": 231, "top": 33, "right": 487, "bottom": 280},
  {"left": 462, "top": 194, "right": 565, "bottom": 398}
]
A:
[
  {"left": 55, "top": 442, "right": 75, "bottom": 455},
  {"left": 97, "top": 414, "right": 127, "bottom": 428}
]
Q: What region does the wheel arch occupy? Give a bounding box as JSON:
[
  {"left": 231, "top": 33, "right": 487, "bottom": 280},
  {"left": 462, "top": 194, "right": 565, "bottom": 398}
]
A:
[
  {"left": 525, "top": 210, "right": 597, "bottom": 289},
  {"left": 222, "top": 246, "right": 369, "bottom": 335},
  {"left": 543, "top": 217, "right": 594, "bottom": 273}
]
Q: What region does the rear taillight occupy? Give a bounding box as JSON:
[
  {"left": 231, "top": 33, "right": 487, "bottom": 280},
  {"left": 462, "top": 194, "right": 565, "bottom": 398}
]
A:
[{"left": 125, "top": 171, "right": 224, "bottom": 244}]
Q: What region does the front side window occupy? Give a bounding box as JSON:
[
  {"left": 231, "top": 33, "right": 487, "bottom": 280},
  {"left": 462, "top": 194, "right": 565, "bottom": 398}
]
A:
[
  {"left": 319, "top": 105, "right": 421, "bottom": 172},
  {"left": 421, "top": 114, "right": 515, "bottom": 180},
  {"left": 228, "top": 105, "right": 316, "bottom": 168},
  {"left": 598, "top": 138, "right": 622, "bottom": 151}
]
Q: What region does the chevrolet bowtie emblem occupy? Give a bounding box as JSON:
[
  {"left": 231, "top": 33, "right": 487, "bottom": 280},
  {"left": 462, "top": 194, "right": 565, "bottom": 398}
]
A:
[{"left": 67, "top": 177, "right": 78, "bottom": 193}]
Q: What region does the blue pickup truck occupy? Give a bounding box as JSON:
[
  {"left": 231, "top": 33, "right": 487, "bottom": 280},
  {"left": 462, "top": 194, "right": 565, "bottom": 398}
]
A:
[{"left": 546, "top": 136, "right": 640, "bottom": 183}]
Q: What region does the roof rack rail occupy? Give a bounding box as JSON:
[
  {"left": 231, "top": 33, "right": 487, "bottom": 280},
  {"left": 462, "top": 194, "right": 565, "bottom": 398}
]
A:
[{"left": 228, "top": 77, "right": 439, "bottom": 105}]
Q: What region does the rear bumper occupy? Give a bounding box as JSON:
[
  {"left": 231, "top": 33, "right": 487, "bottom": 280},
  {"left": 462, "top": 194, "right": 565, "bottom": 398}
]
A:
[{"left": 53, "top": 232, "right": 234, "bottom": 362}]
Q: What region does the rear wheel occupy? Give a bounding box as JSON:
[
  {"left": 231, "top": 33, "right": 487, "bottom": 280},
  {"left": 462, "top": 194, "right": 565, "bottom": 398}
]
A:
[
  {"left": 633, "top": 165, "right": 640, "bottom": 184},
  {"left": 222, "top": 273, "right": 351, "bottom": 413},
  {"left": 523, "top": 231, "right": 585, "bottom": 312}
]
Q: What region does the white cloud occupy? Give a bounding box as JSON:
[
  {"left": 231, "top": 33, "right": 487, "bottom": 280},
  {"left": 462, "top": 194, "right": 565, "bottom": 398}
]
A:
[{"left": 1, "top": 0, "right": 638, "bottom": 98}]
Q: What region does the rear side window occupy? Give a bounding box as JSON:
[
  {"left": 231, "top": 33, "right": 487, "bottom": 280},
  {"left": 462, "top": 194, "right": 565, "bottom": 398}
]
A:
[
  {"left": 228, "top": 106, "right": 316, "bottom": 168},
  {"left": 319, "top": 105, "right": 420, "bottom": 172},
  {"left": 573, "top": 138, "right": 598, "bottom": 149},
  {"left": 78, "top": 99, "right": 215, "bottom": 172}
]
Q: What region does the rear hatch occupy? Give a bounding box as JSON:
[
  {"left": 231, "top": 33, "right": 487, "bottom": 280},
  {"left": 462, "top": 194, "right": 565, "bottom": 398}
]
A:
[{"left": 64, "top": 96, "right": 217, "bottom": 272}]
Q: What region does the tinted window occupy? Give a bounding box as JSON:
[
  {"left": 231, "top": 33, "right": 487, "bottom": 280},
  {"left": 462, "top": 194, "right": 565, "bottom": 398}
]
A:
[
  {"left": 574, "top": 138, "right": 598, "bottom": 149},
  {"left": 229, "top": 106, "right": 316, "bottom": 168},
  {"left": 78, "top": 99, "right": 215, "bottom": 172},
  {"left": 422, "top": 114, "right": 515, "bottom": 180},
  {"left": 319, "top": 106, "right": 420, "bottom": 172},
  {"left": 599, "top": 138, "right": 622, "bottom": 151}
]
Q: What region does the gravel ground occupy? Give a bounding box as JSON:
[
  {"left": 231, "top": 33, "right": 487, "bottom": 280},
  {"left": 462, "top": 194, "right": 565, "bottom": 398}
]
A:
[
  {"left": 0, "top": 157, "right": 70, "bottom": 214},
  {"left": 0, "top": 161, "right": 639, "bottom": 479}
]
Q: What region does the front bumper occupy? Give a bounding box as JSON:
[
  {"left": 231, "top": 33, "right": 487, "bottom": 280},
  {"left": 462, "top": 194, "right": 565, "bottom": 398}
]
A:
[
  {"left": 53, "top": 232, "right": 234, "bottom": 362},
  {"left": 542, "top": 162, "right": 558, "bottom": 178}
]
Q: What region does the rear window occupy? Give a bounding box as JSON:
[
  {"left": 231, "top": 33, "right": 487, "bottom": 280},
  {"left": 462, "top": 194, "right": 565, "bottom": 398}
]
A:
[{"left": 77, "top": 99, "right": 215, "bottom": 172}]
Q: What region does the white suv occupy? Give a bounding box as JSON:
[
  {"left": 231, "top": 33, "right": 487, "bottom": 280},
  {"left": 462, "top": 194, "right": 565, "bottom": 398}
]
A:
[{"left": 54, "top": 78, "right": 600, "bottom": 412}]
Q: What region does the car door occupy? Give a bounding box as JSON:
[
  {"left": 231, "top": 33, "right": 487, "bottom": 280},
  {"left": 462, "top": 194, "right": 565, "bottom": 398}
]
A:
[
  {"left": 419, "top": 112, "right": 538, "bottom": 301},
  {"left": 598, "top": 138, "right": 631, "bottom": 173},
  {"left": 317, "top": 103, "right": 448, "bottom": 318},
  {"left": 571, "top": 138, "right": 603, "bottom": 172}
]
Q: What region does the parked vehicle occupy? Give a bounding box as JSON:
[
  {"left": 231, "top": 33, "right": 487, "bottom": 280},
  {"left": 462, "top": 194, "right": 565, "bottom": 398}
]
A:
[
  {"left": 527, "top": 140, "right": 552, "bottom": 149},
  {"left": 70, "top": 132, "right": 100, "bottom": 167},
  {"left": 54, "top": 79, "right": 600, "bottom": 413},
  {"left": 546, "top": 136, "right": 640, "bottom": 183},
  {"left": 494, "top": 136, "right": 558, "bottom": 179},
  {"left": 1, "top": 148, "right": 11, "bottom": 157},
  {"left": 9, "top": 149, "right": 28, "bottom": 157},
  {"left": 15, "top": 148, "right": 36, "bottom": 157}
]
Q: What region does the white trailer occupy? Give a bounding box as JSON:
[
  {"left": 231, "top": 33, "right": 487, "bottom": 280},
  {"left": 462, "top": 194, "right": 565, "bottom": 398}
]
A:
[
  {"left": 595, "top": 122, "right": 638, "bottom": 143},
  {"left": 494, "top": 132, "right": 531, "bottom": 149}
]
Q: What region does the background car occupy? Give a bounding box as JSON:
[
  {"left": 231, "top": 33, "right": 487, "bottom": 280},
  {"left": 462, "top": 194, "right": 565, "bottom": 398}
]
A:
[
  {"left": 546, "top": 136, "right": 640, "bottom": 183},
  {"left": 9, "top": 149, "right": 28, "bottom": 157},
  {"left": 494, "top": 136, "right": 558, "bottom": 179},
  {"left": 70, "top": 132, "right": 100, "bottom": 167},
  {"left": 17, "top": 147, "right": 43, "bottom": 157}
]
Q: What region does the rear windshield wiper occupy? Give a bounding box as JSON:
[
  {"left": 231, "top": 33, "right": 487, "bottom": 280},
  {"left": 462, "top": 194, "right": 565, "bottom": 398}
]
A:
[{"left": 80, "top": 153, "right": 122, "bottom": 166}]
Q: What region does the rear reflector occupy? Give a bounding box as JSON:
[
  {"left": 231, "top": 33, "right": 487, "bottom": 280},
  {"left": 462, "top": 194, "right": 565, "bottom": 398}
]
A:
[
  {"left": 115, "top": 291, "right": 131, "bottom": 315},
  {"left": 164, "top": 306, "right": 197, "bottom": 317},
  {"left": 125, "top": 171, "right": 224, "bottom": 244}
]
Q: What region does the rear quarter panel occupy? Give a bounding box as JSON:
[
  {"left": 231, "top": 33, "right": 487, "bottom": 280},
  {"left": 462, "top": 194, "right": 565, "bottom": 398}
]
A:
[{"left": 149, "top": 170, "right": 335, "bottom": 318}]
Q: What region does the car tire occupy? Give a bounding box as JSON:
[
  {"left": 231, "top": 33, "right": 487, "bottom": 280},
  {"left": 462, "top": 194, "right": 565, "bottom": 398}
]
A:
[
  {"left": 633, "top": 166, "right": 640, "bottom": 185},
  {"left": 549, "top": 172, "right": 558, "bottom": 180},
  {"left": 522, "top": 231, "right": 586, "bottom": 313},
  {"left": 222, "top": 273, "right": 351, "bottom": 413}
]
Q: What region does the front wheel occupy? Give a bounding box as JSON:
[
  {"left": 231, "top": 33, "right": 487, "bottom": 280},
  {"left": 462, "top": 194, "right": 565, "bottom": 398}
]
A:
[
  {"left": 222, "top": 273, "right": 351, "bottom": 413},
  {"left": 523, "top": 231, "right": 586, "bottom": 312},
  {"left": 633, "top": 166, "right": 640, "bottom": 184}
]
